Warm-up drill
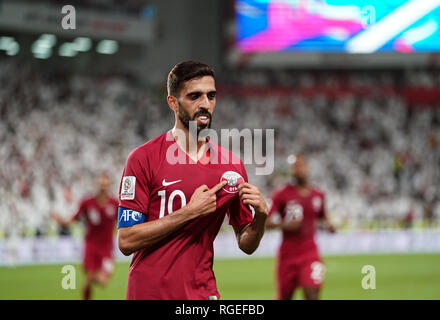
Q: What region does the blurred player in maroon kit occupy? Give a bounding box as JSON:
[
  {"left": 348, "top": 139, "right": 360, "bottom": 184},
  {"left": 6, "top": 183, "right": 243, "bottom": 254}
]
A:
[
  {"left": 266, "top": 155, "right": 335, "bottom": 300},
  {"left": 117, "top": 61, "right": 268, "bottom": 300},
  {"left": 51, "top": 172, "right": 118, "bottom": 300}
]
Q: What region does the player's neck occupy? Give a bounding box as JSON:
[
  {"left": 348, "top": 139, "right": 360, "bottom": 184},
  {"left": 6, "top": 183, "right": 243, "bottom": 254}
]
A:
[
  {"left": 95, "top": 192, "right": 108, "bottom": 205},
  {"left": 293, "top": 179, "right": 310, "bottom": 194},
  {"left": 172, "top": 125, "right": 206, "bottom": 162},
  {"left": 296, "top": 185, "right": 310, "bottom": 197}
]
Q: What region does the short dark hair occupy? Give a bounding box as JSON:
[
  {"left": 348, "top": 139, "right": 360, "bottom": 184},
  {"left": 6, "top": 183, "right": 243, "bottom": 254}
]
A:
[{"left": 167, "top": 61, "right": 215, "bottom": 97}]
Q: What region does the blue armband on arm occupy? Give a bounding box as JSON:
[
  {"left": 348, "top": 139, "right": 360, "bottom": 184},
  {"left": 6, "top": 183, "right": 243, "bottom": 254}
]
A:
[{"left": 117, "top": 206, "right": 146, "bottom": 228}]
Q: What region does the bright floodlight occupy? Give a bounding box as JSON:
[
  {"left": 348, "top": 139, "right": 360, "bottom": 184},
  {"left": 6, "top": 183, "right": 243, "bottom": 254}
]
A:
[
  {"left": 34, "top": 50, "right": 52, "bottom": 59},
  {"left": 96, "top": 40, "right": 118, "bottom": 54},
  {"left": 287, "top": 154, "right": 297, "bottom": 165},
  {"left": 59, "top": 42, "right": 78, "bottom": 57},
  {"left": 6, "top": 42, "right": 19, "bottom": 56},
  {"left": 0, "top": 37, "right": 15, "bottom": 50},
  {"left": 73, "top": 37, "right": 92, "bottom": 52},
  {"left": 39, "top": 34, "right": 57, "bottom": 47}
]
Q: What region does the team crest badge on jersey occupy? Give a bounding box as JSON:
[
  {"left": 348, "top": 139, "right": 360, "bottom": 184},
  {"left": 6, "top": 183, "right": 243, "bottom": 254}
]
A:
[
  {"left": 312, "top": 196, "right": 322, "bottom": 212},
  {"left": 121, "top": 176, "right": 136, "bottom": 200},
  {"left": 105, "top": 205, "right": 115, "bottom": 218},
  {"left": 220, "top": 171, "right": 244, "bottom": 193}
]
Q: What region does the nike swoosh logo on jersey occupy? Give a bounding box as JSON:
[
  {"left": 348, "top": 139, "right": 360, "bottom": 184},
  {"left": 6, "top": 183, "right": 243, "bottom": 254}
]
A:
[{"left": 162, "top": 179, "right": 182, "bottom": 186}]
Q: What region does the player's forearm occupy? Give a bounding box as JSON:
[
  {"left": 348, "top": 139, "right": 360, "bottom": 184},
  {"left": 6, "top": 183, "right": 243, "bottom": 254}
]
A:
[
  {"left": 117, "top": 206, "right": 196, "bottom": 256},
  {"left": 236, "top": 212, "right": 267, "bottom": 255},
  {"left": 118, "top": 181, "right": 226, "bottom": 256},
  {"left": 63, "top": 217, "right": 76, "bottom": 228},
  {"left": 51, "top": 212, "right": 73, "bottom": 229}
]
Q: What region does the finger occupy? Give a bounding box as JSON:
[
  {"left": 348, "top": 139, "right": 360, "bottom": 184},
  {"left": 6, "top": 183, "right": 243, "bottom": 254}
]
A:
[
  {"left": 238, "top": 187, "right": 254, "bottom": 197},
  {"left": 239, "top": 184, "right": 258, "bottom": 194},
  {"left": 209, "top": 180, "right": 227, "bottom": 194},
  {"left": 237, "top": 182, "right": 251, "bottom": 190},
  {"left": 241, "top": 194, "right": 260, "bottom": 201},
  {"left": 239, "top": 189, "right": 260, "bottom": 199},
  {"left": 197, "top": 184, "right": 209, "bottom": 192},
  {"left": 243, "top": 199, "right": 258, "bottom": 207}
]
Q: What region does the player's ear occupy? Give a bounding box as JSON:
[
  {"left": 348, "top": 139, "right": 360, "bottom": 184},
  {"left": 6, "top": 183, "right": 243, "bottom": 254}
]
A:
[{"left": 167, "top": 95, "right": 178, "bottom": 112}]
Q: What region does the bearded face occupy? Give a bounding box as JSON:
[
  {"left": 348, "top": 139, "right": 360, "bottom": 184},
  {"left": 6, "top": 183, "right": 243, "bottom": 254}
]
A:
[
  {"left": 178, "top": 102, "right": 212, "bottom": 134},
  {"left": 173, "top": 75, "right": 216, "bottom": 135}
]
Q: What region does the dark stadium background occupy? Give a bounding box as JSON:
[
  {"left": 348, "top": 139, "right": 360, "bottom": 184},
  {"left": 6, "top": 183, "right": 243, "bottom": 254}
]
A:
[{"left": 0, "top": 0, "right": 439, "bottom": 300}]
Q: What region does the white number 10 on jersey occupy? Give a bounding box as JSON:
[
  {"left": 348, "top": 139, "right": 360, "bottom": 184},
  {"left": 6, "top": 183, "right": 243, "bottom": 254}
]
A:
[{"left": 158, "top": 190, "right": 187, "bottom": 218}]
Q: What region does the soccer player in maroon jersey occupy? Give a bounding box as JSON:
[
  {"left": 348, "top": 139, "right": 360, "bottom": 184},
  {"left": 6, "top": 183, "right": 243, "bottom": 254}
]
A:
[
  {"left": 266, "top": 154, "right": 335, "bottom": 300},
  {"left": 117, "top": 61, "right": 268, "bottom": 300},
  {"left": 51, "top": 172, "right": 118, "bottom": 300}
]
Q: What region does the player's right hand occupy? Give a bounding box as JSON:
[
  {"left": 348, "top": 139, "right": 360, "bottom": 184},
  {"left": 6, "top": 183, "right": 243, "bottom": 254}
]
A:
[
  {"left": 187, "top": 181, "right": 227, "bottom": 218},
  {"left": 50, "top": 211, "right": 59, "bottom": 222},
  {"left": 50, "top": 210, "right": 70, "bottom": 228}
]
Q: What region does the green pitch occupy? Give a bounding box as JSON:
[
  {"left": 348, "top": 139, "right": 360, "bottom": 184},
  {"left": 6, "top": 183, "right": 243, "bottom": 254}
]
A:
[{"left": 0, "top": 253, "right": 439, "bottom": 300}]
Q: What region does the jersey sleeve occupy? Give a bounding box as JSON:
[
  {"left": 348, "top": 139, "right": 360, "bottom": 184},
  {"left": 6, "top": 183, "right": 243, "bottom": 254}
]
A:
[
  {"left": 268, "top": 189, "right": 283, "bottom": 218},
  {"left": 227, "top": 162, "right": 254, "bottom": 227},
  {"left": 72, "top": 199, "right": 87, "bottom": 221},
  {"left": 118, "top": 150, "right": 151, "bottom": 228},
  {"left": 267, "top": 188, "right": 285, "bottom": 226},
  {"left": 318, "top": 193, "right": 326, "bottom": 219}
]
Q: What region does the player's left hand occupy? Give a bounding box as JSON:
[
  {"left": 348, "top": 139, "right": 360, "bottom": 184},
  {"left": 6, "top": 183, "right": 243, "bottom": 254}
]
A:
[
  {"left": 327, "top": 224, "right": 336, "bottom": 234},
  {"left": 238, "top": 183, "right": 268, "bottom": 217},
  {"left": 50, "top": 211, "right": 61, "bottom": 223}
]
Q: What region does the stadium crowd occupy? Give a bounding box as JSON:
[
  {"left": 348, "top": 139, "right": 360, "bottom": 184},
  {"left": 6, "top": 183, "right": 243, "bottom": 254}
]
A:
[
  {"left": 0, "top": 59, "right": 168, "bottom": 238},
  {"left": 217, "top": 68, "right": 440, "bottom": 229},
  {"left": 0, "top": 59, "right": 439, "bottom": 238}
]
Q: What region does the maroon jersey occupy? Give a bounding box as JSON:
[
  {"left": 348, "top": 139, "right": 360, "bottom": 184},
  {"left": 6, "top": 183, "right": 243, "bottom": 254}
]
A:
[
  {"left": 73, "top": 196, "right": 118, "bottom": 253},
  {"left": 268, "top": 184, "right": 326, "bottom": 262},
  {"left": 118, "top": 131, "right": 253, "bottom": 300}
]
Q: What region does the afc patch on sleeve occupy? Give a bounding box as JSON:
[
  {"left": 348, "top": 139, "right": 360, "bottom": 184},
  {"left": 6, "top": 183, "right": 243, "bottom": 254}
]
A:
[
  {"left": 117, "top": 207, "right": 145, "bottom": 228},
  {"left": 120, "top": 176, "right": 136, "bottom": 200}
]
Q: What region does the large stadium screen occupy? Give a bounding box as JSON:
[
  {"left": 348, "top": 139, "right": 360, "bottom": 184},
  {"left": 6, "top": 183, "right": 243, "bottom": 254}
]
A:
[{"left": 236, "top": 0, "right": 440, "bottom": 53}]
